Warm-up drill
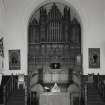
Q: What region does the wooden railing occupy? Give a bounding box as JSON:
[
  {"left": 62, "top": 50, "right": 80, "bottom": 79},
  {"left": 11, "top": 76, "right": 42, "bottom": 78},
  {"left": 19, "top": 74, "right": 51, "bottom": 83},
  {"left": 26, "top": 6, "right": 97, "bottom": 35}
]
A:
[
  {"left": 80, "top": 75, "right": 88, "bottom": 105},
  {"left": 24, "top": 75, "right": 29, "bottom": 105},
  {"left": 84, "top": 83, "right": 87, "bottom": 105},
  {"left": 93, "top": 74, "right": 105, "bottom": 101},
  {"left": 26, "top": 74, "right": 32, "bottom": 105},
  {"left": 3, "top": 75, "right": 17, "bottom": 105}
]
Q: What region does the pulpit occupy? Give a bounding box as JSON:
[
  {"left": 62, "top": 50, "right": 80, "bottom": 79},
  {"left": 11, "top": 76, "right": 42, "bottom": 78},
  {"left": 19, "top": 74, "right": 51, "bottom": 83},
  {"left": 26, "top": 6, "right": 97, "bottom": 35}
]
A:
[{"left": 39, "top": 92, "right": 70, "bottom": 105}]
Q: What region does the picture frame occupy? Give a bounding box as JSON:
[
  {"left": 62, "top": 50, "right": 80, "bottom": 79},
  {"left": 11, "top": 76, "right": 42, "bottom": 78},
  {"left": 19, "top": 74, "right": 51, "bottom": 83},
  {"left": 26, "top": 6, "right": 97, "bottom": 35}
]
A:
[
  {"left": 89, "top": 48, "right": 100, "bottom": 68},
  {"left": 9, "top": 49, "right": 21, "bottom": 70}
]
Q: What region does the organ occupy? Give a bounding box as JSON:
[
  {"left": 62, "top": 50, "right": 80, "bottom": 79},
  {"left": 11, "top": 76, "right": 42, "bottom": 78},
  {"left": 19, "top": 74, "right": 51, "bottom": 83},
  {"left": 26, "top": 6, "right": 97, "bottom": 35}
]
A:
[{"left": 28, "top": 3, "right": 81, "bottom": 86}]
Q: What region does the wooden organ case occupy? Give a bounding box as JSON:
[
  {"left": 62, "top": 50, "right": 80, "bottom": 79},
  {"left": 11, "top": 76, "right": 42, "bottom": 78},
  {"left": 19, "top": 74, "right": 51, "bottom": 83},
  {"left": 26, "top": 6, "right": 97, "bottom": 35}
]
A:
[{"left": 28, "top": 3, "right": 81, "bottom": 91}]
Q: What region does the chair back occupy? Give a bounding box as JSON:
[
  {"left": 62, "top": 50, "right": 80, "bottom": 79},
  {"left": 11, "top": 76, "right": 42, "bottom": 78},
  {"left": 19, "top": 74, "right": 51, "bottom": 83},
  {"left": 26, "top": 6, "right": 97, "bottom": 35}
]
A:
[{"left": 18, "top": 74, "right": 24, "bottom": 82}]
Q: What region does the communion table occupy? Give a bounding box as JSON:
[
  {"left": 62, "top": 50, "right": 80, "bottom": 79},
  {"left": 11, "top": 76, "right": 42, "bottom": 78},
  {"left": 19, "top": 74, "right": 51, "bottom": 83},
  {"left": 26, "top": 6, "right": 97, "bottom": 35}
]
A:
[{"left": 39, "top": 92, "right": 70, "bottom": 105}]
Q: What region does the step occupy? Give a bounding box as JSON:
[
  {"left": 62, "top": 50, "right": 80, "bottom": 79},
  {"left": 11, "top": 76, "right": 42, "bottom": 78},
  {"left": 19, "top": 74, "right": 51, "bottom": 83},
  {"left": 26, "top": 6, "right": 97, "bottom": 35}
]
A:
[
  {"left": 88, "top": 94, "right": 100, "bottom": 97},
  {"left": 6, "top": 89, "right": 25, "bottom": 105},
  {"left": 88, "top": 101, "right": 105, "bottom": 105},
  {"left": 88, "top": 97, "right": 102, "bottom": 101},
  {"left": 10, "top": 97, "right": 25, "bottom": 101},
  {"left": 87, "top": 92, "right": 99, "bottom": 95},
  {"left": 7, "top": 102, "right": 25, "bottom": 105},
  {"left": 87, "top": 83, "right": 105, "bottom": 105},
  {"left": 12, "top": 94, "right": 25, "bottom": 97},
  {"left": 7, "top": 99, "right": 25, "bottom": 105}
]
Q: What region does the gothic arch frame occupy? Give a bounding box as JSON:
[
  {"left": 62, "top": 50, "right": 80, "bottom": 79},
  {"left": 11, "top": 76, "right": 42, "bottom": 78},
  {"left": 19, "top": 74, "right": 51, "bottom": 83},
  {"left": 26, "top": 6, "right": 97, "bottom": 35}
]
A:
[{"left": 26, "top": 0, "right": 86, "bottom": 74}]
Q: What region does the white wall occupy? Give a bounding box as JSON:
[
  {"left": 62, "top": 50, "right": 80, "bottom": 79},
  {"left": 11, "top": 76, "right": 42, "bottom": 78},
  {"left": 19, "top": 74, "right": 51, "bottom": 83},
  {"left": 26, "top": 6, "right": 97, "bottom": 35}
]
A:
[
  {"left": 0, "top": 0, "right": 4, "bottom": 73},
  {"left": 0, "top": 0, "right": 105, "bottom": 75}
]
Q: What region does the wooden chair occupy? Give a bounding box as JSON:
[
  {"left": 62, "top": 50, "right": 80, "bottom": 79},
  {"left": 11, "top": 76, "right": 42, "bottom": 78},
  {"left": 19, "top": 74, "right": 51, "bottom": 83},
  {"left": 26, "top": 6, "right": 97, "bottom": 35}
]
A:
[
  {"left": 87, "top": 73, "right": 94, "bottom": 83},
  {"left": 18, "top": 74, "right": 25, "bottom": 89}
]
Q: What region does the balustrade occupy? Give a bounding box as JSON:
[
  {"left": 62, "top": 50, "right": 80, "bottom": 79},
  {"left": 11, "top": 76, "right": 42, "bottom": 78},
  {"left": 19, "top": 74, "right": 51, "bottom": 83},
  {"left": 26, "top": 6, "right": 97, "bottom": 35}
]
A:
[
  {"left": 3, "top": 75, "right": 28, "bottom": 105},
  {"left": 3, "top": 75, "right": 17, "bottom": 105},
  {"left": 93, "top": 74, "right": 105, "bottom": 100}
]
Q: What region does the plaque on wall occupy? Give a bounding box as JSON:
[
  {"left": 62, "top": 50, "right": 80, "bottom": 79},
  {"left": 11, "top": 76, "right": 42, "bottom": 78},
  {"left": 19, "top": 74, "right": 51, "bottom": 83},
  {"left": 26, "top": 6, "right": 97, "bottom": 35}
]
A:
[
  {"left": 9, "top": 50, "right": 21, "bottom": 70},
  {"left": 89, "top": 48, "right": 100, "bottom": 68}
]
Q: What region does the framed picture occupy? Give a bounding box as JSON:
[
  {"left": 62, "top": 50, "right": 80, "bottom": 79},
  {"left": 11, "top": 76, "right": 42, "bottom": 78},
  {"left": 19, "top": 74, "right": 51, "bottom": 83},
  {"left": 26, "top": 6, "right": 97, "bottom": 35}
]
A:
[
  {"left": 89, "top": 48, "right": 100, "bottom": 68},
  {"left": 9, "top": 50, "right": 21, "bottom": 70}
]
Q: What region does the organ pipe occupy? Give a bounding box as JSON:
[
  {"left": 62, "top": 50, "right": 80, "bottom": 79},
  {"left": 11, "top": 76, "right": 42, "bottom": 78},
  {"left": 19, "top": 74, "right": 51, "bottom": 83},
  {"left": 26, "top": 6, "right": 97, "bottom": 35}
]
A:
[{"left": 29, "top": 3, "right": 81, "bottom": 44}]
